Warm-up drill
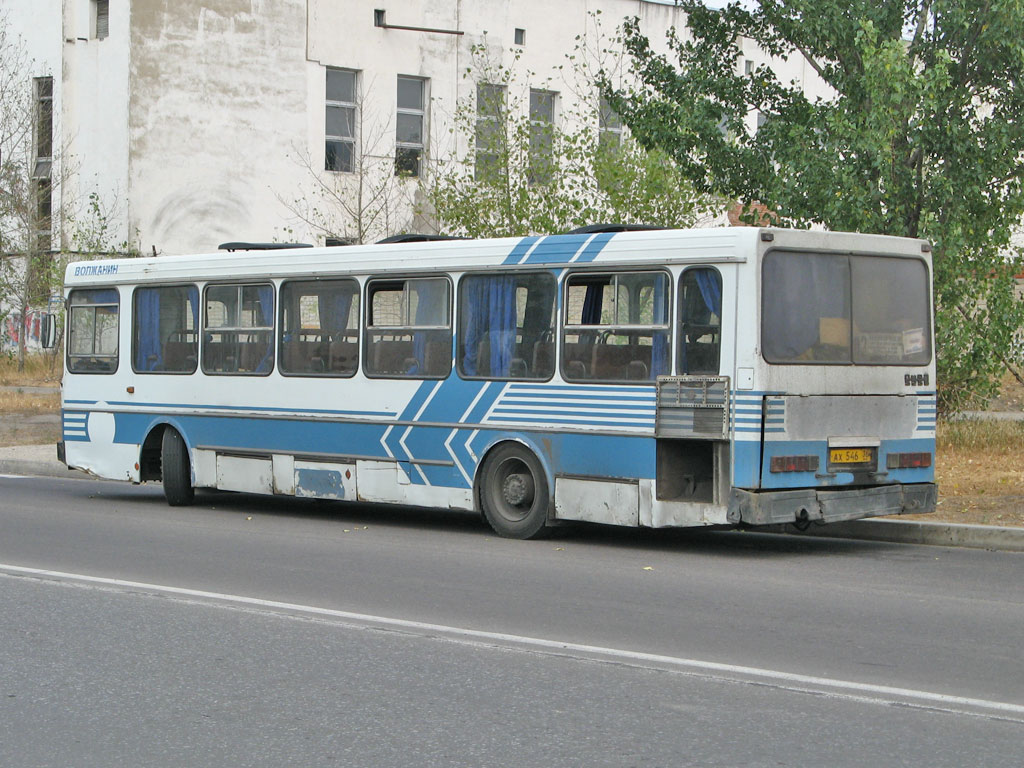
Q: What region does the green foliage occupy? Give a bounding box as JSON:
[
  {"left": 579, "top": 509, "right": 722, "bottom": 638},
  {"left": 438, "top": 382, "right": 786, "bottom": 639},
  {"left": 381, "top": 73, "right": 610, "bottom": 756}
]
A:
[
  {"left": 422, "top": 43, "right": 722, "bottom": 238},
  {"left": 605, "top": 0, "right": 1024, "bottom": 413}
]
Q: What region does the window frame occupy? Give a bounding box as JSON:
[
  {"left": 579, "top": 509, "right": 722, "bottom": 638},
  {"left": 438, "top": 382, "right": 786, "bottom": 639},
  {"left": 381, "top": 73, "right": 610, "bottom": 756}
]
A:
[
  {"left": 201, "top": 281, "right": 276, "bottom": 376},
  {"left": 131, "top": 283, "right": 200, "bottom": 375},
  {"left": 66, "top": 287, "right": 120, "bottom": 375},
  {"left": 474, "top": 83, "right": 507, "bottom": 181},
  {"left": 561, "top": 269, "right": 672, "bottom": 384},
  {"left": 94, "top": 0, "right": 109, "bottom": 39},
  {"left": 528, "top": 88, "right": 556, "bottom": 186},
  {"left": 760, "top": 250, "right": 933, "bottom": 367},
  {"left": 456, "top": 270, "right": 557, "bottom": 382},
  {"left": 395, "top": 75, "right": 427, "bottom": 178},
  {"left": 278, "top": 277, "right": 361, "bottom": 378},
  {"left": 676, "top": 266, "right": 723, "bottom": 376},
  {"left": 325, "top": 67, "right": 358, "bottom": 173},
  {"left": 364, "top": 275, "right": 452, "bottom": 380}
]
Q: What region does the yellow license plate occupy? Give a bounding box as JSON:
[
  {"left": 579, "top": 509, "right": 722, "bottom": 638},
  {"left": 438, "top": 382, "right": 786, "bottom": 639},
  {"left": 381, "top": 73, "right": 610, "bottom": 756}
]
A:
[{"left": 829, "top": 448, "right": 873, "bottom": 464}]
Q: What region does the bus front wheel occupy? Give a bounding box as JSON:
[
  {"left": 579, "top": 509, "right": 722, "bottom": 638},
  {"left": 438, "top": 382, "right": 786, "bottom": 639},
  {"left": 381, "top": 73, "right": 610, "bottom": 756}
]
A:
[
  {"left": 161, "top": 428, "right": 195, "bottom": 506},
  {"left": 479, "top": 444, "right": 550, "bottom": 539}
]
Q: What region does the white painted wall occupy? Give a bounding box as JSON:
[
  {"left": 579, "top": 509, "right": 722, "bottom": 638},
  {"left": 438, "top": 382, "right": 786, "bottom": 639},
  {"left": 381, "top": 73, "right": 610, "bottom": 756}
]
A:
[{"left": 9, "top": 0, "right": 834, "bottom": 257}]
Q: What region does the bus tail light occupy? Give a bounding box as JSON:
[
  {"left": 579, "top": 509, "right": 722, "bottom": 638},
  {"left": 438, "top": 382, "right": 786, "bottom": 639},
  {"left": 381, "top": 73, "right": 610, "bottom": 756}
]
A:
[
  {"left": 887, "top": 452, "right": 932, "bottom": 469},
  {"left": 770, "top": 455, "right": 819, "bottom": 473}
]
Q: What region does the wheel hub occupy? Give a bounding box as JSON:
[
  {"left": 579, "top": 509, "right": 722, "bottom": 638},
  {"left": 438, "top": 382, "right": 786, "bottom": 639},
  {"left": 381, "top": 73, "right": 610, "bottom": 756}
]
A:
[{"left": 502, "top": 472, "right": 534, "bottom": 507}]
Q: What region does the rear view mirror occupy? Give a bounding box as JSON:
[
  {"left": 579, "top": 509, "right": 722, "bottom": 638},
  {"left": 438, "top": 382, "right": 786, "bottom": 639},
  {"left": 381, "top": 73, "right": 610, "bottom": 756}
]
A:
[{"left": 40, "top": 313, "right": 57, "bottom": 349}]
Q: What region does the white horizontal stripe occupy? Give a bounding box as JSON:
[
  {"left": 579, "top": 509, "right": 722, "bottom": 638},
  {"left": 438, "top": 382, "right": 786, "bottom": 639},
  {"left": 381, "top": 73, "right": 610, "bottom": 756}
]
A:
[{"left": 1, "top": 563, "right": 1020, "bottom": 721}]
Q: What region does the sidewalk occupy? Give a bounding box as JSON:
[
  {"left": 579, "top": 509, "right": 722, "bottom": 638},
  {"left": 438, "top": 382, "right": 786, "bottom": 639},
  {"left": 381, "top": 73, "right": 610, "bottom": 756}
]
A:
[{"left": 2, "top": 443, "right": 1022, "bottom": 552}]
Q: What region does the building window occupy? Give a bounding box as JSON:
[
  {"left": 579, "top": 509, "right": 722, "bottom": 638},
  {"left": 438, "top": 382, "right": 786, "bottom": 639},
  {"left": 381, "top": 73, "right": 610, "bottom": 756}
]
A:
[
  {"left": 326, "top": 68, "right": 357, "bottom": 173},
  {"left": 33, "top": 77, "right": 53, "bottom": 250},
  {"left": 514, "top": 28, "right": 526, "bottom": 46},
  {"left": 94, "top": 0, "right": 109, "bottom": 40},
  {"left": 395, "top": 76, "right": 426, "bottom": 177},
  {"left": 598, "top": 95, "right": 622, "bottom": 152},
  {"left": 475, "top": 83, "right": 506, "bottom": 181},
  {"left": 528, "top": 89, "right": 555, "bottom": 185}
]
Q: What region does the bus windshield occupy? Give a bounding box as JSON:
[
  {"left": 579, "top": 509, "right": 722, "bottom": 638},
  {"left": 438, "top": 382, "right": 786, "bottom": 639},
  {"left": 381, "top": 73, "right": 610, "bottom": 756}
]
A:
[{"left": 761, "top": 250, "right": 931, "bottom": 365}]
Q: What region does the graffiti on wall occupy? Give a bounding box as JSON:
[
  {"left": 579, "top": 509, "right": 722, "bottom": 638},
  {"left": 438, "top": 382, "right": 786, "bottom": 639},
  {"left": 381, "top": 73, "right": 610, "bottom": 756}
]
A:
[{"left": 3, "top": 310, "right": 46, "bottom": 351}]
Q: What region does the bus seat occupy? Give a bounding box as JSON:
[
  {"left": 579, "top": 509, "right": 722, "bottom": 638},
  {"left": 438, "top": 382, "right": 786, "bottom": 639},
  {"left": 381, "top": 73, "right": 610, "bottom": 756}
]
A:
[
  {"left": 566, "top": 360, "right": 588, "bottom": 380},
  {"left": 591, "top": 344, "right": 632, "bottom": 379},
  {"left": 424, "top": 340, "right": 451, "bottom": 376},
  {"left": 373, "top": 339, "right": 414, "bottom": 374},
  {"left": 329, "top": 341, "right": 357, "bottom": 373},
  {"left": 532, "top": 342, "right": 553, "bottom": 375},
  {"left": 163, "top": 341, "right": 192, "bottom": 371},
  {"left": 475, "top": 338, "right": 492, "bottom": 376},
  {"left": 627, "top": 360, "right": 649, "bottom": 380}
]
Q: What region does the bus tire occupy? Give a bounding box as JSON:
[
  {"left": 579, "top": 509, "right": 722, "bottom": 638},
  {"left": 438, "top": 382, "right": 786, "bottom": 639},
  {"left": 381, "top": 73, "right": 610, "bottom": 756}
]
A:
[
  {"left": 479, "top": 443, "right": 550, "bottom": 539},
  {"left": 161, "top": 428, "right": 195, "bottom": 506}
]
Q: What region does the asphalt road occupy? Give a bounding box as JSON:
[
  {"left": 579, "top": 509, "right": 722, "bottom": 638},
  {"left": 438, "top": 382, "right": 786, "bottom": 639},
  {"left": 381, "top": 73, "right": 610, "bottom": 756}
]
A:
[{"left": 1, "top": 475, "right": 1022, "bottom": 767}]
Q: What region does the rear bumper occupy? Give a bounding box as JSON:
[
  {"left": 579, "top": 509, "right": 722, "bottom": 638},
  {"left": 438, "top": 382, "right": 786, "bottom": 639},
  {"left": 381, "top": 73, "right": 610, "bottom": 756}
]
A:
[{"left": 728, "top": 483, "right": 937, "bottom": 526}]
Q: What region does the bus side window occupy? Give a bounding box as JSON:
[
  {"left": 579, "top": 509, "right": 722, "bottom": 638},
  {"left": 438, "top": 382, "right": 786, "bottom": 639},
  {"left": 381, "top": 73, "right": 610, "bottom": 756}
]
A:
[
  {"left": 365, "top": 277, "right": 451, "bottom": 379},
  {"left": 279, "top": 279, "right": 359, "bottom": 377},
  {"left": 678, "top": 267, "right": 722, "bottom": 375},
  {"left": 67, "top": 288, "right": 120, "bottom": 374},
  {"left": 458, "top": 271, "right": 555, "bottom": 380},
  {"left": 133, "top": 285, "right": 199, "bottom": 374},
  {"left": 202, "top": 283, "right": 275, "bottom": 375},
  {"left": 562, "top": 271, "right": 670, "bottom": 383}
]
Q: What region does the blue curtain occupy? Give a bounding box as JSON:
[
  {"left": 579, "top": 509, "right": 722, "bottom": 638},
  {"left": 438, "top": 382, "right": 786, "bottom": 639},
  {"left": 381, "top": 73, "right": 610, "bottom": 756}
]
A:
[
  {"left": 319, "top": 288, "right": 353, "bottom": 339},
  {"left": 694, "top": 270, "right": 722, "bottom": 318},
  {"left": 188, "top": 288, "right": 199, "bottom": 339},
  {"left": 91, "top": 289, "right": 119, "bottom": 304},
  {"left": 255, "top": 286, "right": 274, "bottom": 372},
  {"left": 651, "top": 275, "right": 668, "bottom": 378},
  {"left": 461, "top": 278, "right": 488, "bottom": 375},
  {"left": 488, "top": 276, "right": 517, "bottom": 376},
  {"left": 582, "top": 283, "right": 604, "bottom": 324},
  {"left": 135, "top": 288, "right": 162, "bottom": 370}
]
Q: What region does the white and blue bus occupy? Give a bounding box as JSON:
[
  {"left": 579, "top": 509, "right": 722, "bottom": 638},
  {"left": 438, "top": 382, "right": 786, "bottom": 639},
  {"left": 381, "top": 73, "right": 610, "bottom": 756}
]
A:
[{"left": 57, "top": 227, "right": 937, "bottom": 538}]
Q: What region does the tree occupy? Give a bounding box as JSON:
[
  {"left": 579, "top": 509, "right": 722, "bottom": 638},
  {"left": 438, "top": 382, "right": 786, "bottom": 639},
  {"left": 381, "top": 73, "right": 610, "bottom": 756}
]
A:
[
  {"left": 279, "top": 75, "right": 414, "bottom": 245},
  {"left": 0, "top": 14, "right": 137, "bottom": 372},
  {"left": 0, "top": 14, "right": 66, "bottom": 370},
  {"left": 604, "top": 0, "right": 1024, "bottom": 412},
  {"left": 422, "top": 42, "right": 722, "bottom": 238}
]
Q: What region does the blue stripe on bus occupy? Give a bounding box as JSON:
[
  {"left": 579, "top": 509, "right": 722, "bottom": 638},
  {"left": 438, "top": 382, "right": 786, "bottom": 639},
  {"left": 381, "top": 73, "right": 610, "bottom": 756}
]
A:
[
  {"left": 501, "top": 236, "right": 542, "bottom": 265},
  {"left": 105, "top": 400, "right": 397, "bottom": 418},
  {"left": 108, "top": 411, "right": 660, "bottom": 490}
]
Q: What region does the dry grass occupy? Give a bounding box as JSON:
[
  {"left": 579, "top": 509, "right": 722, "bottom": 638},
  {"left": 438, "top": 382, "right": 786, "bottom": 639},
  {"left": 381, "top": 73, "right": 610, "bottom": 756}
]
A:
[
  {"left": 926, "top": 419, "right": 1024, "bottom": 527},
  {"left": 0, "top": 353, "right": 62, "bottom": 387}
]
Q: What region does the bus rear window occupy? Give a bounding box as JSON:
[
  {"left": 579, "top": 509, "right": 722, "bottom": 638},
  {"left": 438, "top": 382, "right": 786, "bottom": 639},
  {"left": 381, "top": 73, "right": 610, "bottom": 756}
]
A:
[
  {"left": 67, "top": 288, "right": 119, "bottom": 373},
  {"left": 762, "top": 251, "right": 931, "bottom": 365}
]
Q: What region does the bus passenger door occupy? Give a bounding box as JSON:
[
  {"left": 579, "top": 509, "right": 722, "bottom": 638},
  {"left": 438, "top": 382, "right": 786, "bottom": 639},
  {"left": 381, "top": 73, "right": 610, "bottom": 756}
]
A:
[{"left": 652, "top": 265, "right": 734, "bottom": 512}]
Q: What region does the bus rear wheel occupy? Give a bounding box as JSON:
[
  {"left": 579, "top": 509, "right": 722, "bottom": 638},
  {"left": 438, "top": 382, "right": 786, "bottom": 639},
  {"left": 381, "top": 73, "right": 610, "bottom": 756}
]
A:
[
  {"left": 161, "top": 428, "right": 195, "bottom": 506},
  {"left": 479, "top": 444, "right": 550, "bottom": 539}
]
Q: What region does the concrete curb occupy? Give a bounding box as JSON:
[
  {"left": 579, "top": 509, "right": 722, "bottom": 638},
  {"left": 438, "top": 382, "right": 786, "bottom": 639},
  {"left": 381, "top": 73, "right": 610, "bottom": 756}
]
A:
[
  {"left": 768, "top": 518, "right": 1024, "bottom": 552},
  {"left": 1, "top": 452, "right": 1022, "bottom": 552}
]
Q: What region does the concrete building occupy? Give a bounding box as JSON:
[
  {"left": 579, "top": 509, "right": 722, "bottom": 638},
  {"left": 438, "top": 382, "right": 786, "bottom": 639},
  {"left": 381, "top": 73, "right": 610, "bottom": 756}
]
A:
[{"left": 3, "top": 0, "right": 822, "bottom": 256}]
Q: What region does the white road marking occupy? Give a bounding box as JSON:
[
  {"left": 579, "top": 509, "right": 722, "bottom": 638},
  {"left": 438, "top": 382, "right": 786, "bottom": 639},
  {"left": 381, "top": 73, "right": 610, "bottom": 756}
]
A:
[{"left": 2, "top": 561, "right": 1022, "bottom": 721}]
